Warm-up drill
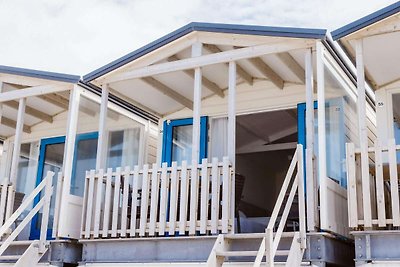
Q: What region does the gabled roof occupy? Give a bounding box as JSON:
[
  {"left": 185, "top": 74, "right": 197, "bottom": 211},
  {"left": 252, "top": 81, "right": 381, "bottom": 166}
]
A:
[
  {"left": 0, "top": 65, "right": 80, "bottom": 83},
  {"left": 83, "top": 22, "right": 326, "bottom": 82},
  {"left": 332, "top": 1, "right": 400, "bottom": 40}
]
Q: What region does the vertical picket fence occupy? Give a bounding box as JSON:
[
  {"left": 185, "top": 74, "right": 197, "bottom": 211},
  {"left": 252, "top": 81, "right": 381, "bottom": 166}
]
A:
[
  {"left": 346, "top": 139, "right": 400, "bottom": 228},
  {"left": 81, "top": 157, "right": 234, "bottom": 238}
]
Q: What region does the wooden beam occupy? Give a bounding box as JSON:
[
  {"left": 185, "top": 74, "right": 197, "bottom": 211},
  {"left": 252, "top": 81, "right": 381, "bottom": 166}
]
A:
[
  {"left": 167, "top": 56, "right": 224, "bottom": 97},
  {"left": 277, "top": 52, "right": 305, "bottom": 84},
  {"left": 4, "top": 100, "right": 53, "bottom": 123},
  {"left": 0, "top": 84, "right": 69, "bottom": 102},
  {"left": 228, "top": 61, "right": 236, "bottom": 167},
  {"left": 104, "top": 39, "right": 312, "bottom": 84},
  {"left": 141, "top": 77, "right": 193, "bottom": 109},
  {"left": 1, "top": 117, "right": 31, "bottom": 133},
  {"left": 38, "top": 93, "right": 69, "bottom": 109},
  {"left": 248, "top": 57, "right": 284, "bottom": 89},
  {"left": 108, "top": 86, "right": 161, "bottom": 117},
  {"left": 204, "top": 44, "right": 253, "bottom": 85},
  {"left": 236, "top": 142, "right": 297, "bottom": 154}
]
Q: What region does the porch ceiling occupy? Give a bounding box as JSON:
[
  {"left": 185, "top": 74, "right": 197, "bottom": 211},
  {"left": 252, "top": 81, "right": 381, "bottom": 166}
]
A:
[
  {"left": 332, "top": 3, "right": 400, "bottom": 90},
  {"left": 0, "top": 67, "right": 79, "bottom": 139},
  {"left": 85, "top": 24, "right": 325, "bottom": 117}
]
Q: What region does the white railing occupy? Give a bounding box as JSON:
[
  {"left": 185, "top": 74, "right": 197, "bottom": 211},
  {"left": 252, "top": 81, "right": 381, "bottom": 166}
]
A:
[
  {"left": 346, "top": 139, "right": 400, "bottom": 228},
  {"left": 0, "top": 181, "right": 15, "bottom": 227},
  {"left": 81, "top": 157, "right": 234, "bottom": 238},
  {"left": 0, "top": 171, "right": 54, "bottom": 255},
  {"left": 254, "top": 144, "right": 306, "bottom": 266}
]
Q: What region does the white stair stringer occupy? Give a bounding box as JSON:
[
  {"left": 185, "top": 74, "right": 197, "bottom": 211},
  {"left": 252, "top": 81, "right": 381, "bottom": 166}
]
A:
[{"left": 14, "top": 240, "right": 48, "bottom": 267}]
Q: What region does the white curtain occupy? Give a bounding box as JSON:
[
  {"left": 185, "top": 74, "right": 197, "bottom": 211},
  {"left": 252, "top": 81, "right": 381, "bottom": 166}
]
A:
[
  {"left": 210, "top": 117, "right": 228, "bottom": 161},
  {"left": 121, "top": 127, "right": 141, "bottom": 168}
]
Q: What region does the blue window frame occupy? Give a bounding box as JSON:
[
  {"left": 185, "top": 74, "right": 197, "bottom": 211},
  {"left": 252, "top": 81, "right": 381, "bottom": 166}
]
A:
[
  {"left": 30, "top": 132, "right": 99, "bottom": 240},
  {"left": 162, "top": 117, "right": 208, "bottom": 165}
]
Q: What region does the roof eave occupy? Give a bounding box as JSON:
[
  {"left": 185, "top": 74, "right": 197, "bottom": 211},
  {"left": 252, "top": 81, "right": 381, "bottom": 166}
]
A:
[
  {"left": 83, "top": 22, "right": 326, "bottom": 83},
  {"left": 0, "top": 65, "right": 80, "bottom": 84},
  {"left": 331, "top": 1, "right": 400, "bottom": 40}
]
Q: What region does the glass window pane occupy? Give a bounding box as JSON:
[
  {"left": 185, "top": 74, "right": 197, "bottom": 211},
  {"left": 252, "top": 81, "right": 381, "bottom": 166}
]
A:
[
  {"left": 106, "top": 127, "right": 141, "bottom": 169},
  {"left": 70, "top": 137, "right": 98, "bottom": 196},
  {"left": 392, "top": 93, "right": 400, "bottom": 145},
  {"left": 36, "top": 142, "right": 64, "bottom": 231},
  {"left": 172, "top": 124, "right": 192, "bottom": 165}
]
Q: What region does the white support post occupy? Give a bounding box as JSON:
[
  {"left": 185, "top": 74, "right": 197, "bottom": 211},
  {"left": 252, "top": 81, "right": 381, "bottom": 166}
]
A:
[
  {"left": 0, "top": 82, "right": 3, "bottom": 125},
  {"left": 355, "top": 39, "right": 372, "bottom": 228},
  {"left": 57, "top": 85, "right": 81, "bottom": 237},
  {"left": 316, "top": 41, "right": 328, "bottom": 229},
  {"left": 96, "top": 84, "right": 109, "bottom": 169},
  {"left": 305, "top": 48, "right": 316, "bottom": 231},
  {"left": 228, "top": 61, "right": 236, "bottom": 168},
  {"left": 9, "top": 98, "right": 26, "bottom": 185},
  {"left": 191, "top": 42, "right": 203, "bottom": 164},
  {"left": 228, "top": 61, "right": 236, "bottom": 234}
]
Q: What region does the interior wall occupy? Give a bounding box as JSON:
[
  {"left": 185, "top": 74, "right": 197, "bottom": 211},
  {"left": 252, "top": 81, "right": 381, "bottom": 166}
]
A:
[{"left": 236, "top": 149, "right": 294, "bottom": 217}]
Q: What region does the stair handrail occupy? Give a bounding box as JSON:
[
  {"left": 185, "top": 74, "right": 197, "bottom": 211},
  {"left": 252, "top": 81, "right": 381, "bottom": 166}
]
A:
[
  {"left": 262, "top": 144, "right": 306, "bottom": 264},
  {"left": 0, "top": 171, "right": 54, "bottom": 256}
]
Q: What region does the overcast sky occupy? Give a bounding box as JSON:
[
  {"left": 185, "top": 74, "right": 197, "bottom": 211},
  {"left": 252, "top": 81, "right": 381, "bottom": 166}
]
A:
[{"left": 0, "top": 0, "right": 397, "bottom": 76}]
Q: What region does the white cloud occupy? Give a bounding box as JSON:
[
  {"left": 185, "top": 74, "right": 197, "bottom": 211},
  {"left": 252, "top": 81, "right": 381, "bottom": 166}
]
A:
[{"left": 0, "top": 0, "right": 397, "bottom": 75}]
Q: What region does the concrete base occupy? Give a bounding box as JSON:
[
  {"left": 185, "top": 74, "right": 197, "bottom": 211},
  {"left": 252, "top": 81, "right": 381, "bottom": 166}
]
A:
[{"left": 353, "top": 230, "right": 400, "bottom": 266}]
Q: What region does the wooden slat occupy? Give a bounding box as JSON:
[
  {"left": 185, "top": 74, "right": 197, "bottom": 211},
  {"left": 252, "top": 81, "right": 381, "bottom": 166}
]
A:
[
  {"left": 189, "top": 161, "right": 199, "bottom": 235},
  {"left": 102, "top": 168, "right": 113, "bottom": 237},
  {"left": 93, "top": 169, "right": 104, "bottom": 238},
  {"left": 200, "top": 158, "right": 209, "bottom": 234},
  {"left": 149, "top": 163, "right": 160, "bottom": 236},
  {"left": 111, "top": 167, "right": 121, "bottom": 237},
  {"left": 52, "top": 172, "right": 63, "bottom": 238},
  {"left": 159, "top": 163, "right": 169, "bottom": 235},
  {"left": 169, "top": 162, "right": 179, "bottom": 235},
  {"left": 130, "top": 166, "right": 140, "bottom": 237},
  {"left": 221, "top": 157, "right": 230, "bottom": 233},
  {"left": 0, "top": 181, "right": 8, "bottom": 225},
  {"left": 388, "top": 139, "right": 400, "bottom": 226},
  {"left": 179, "top": 161, "right": 189, "bottom": 235},
  {"left": 345, "top": 143, "right": 358, "bottom": 228},
  {"left": 139, "top": 165, "right": 150, "bottom": 236},
  {"left": 80, "top": 172, "right": 90, "bottom": 238},
  {"left": 210, "top": 158, "right": 219, "bottom": 234},
  {"left": 120, "top": 166, "right": 130, "bottom": 237},
  {"left": 374, "top": 140, "right": 386, "bottom": 227},
  {"left": 84, "top": 170, "right": 96, "bottom": 238}
]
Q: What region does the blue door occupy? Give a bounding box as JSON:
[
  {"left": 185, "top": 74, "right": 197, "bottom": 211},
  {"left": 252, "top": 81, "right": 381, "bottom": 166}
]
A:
[
  {"left": 30, "top": 132, "right": 98, "bottom": 240},
  {"left": 162, "top": 117, "right": 208, "bottom": 165}
]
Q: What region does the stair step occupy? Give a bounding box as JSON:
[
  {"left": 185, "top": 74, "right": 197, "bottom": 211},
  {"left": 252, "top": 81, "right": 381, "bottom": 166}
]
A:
[
  {"left": 0, "top": 240, "right": 33, "bottom": 246},
  {"left": 216, "top": 249, "right": 290, "bottom": 257},
  {"left": 224, "top": 232, "right": 296, "bottom": 240},
  {"left": 0, "top": 255, "right": 20, "bottom": 260}
]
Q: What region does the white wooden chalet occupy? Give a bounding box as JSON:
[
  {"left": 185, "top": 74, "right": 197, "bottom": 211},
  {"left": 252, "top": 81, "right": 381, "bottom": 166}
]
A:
[
  {"left": 332, "top": 2, "right": 400, "bottom": 266},
  {"left": 0, "top": 20, "right": 378, "bottom": 266}
]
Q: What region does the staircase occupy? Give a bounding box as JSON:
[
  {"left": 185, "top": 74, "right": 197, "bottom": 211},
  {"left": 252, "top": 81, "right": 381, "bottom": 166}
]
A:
[
  {"left": 0, "top": 171, "right": 54, "bottom": 266},
  {"left": 207, "top": 145, "right": 306, "bottom": 266}
]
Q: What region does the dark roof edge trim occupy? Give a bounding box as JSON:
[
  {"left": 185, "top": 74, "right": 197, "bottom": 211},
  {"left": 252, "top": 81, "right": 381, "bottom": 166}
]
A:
[
  {"left": 332, "top": 2, "right": 400, "bottom": 40},
  {"left": 0, "top": 65, "right": 80, "bottom": 84},
  {"left": 83, "top": 22, "right": 326, "bottom": 82}
]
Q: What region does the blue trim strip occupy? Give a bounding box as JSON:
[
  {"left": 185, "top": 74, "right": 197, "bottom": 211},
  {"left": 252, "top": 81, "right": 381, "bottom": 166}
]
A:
[
  {"left": 83, "top": 22, "right": 326, "bottom": 82},
  {"left": 331, "top": 2, "right": 400, "bottom": 40},
  {"left": 0, "top": 65, "right": 80, "bottom": 84},
  {"left": 161, "top": 116, "right": 208, "bottom": 165}
]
